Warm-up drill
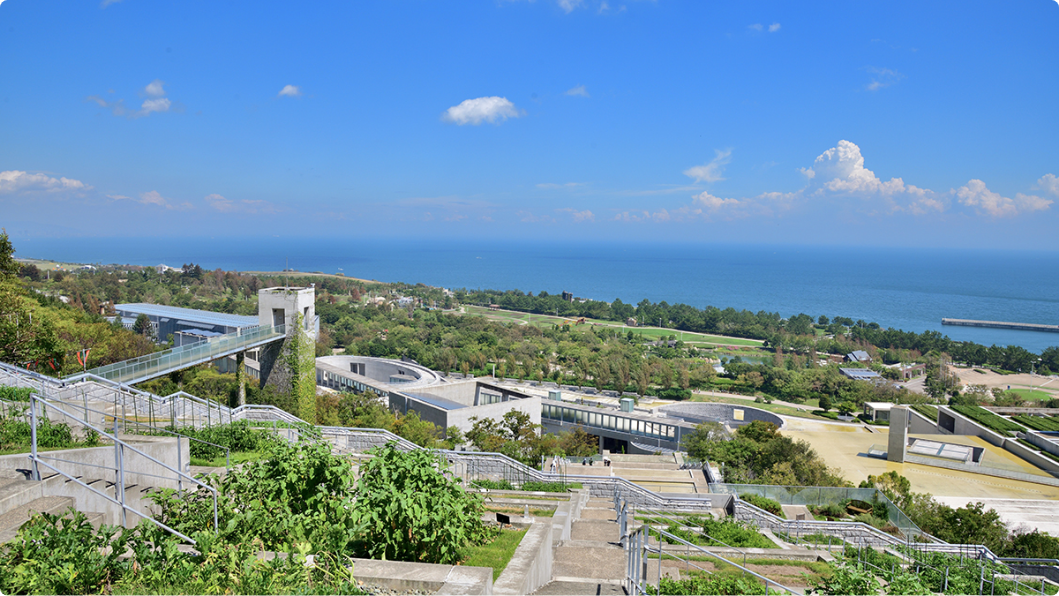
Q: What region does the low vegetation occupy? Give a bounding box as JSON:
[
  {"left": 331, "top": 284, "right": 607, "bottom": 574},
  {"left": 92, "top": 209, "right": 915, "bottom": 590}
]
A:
[
  {"left": 950, "top": 404, "right": 1026, "bottom": 436},
  {"left": 682, "top": 420, "right": 848, "bottom": 487}
]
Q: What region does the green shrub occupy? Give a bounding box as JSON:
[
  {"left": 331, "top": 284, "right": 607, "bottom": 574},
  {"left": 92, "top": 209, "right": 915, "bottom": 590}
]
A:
[
  {"left": 354, "top": 444, "right": 491, "bottom": 564},
  {"left": 740, "top": 493, "right": 784, "bottom": 517},
  {"left": 0, "top": 386, "right": 35, "bottom": 401},
  {"left": 472, "top": 479, "right": 515, "bottom": 491},
  {"left": 812, "top": 562, "right": 881, "bottom": 595},
  {"left": 651, "top": 574, "right": 768, "bottom": 595},
  {"left": 519, "top": 480, "right": 576, "bottom": 493}
]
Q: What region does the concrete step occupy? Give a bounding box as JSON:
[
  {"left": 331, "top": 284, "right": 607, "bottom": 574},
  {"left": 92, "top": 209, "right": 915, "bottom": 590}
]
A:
[
  {"left": 0, "top": 496, "right": 76, "bottom": 543},
  {"left": 531, "top": 579, "right": 625, "bottom": 595},
  {"left": 570, "top": 520, "right": 620, "bottom": 543},
  {"left": 553, "top": 545, "right": 626, "bottom": 582}
]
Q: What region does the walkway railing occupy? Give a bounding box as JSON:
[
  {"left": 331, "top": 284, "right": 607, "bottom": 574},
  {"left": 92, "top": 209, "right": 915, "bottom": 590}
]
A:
[
  {"left": 709, "top": 482, "right": 930, "bottom": 540},
  {"left": 616, "top": 493, "right": 795, "bottom": 595},
  {"left": 83, "top": 324, "right": 286, "bottom": 385}
]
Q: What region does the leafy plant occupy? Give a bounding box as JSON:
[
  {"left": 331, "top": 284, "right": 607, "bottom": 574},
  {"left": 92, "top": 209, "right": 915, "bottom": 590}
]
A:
[
  {"left": 0, "top": 508, "right": 129, "bottom": 595},
  {"left": 811, "top": 562, "right": 880, "bottom": 595},
  {"left": 352, "top": 443, "right": 491, "bottom": 564},
  {"left": 651, "top": 574, "right": 768, "bottom": 595}
]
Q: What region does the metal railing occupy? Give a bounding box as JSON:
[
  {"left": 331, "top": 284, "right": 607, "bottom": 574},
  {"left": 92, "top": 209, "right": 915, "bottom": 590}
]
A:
[
  {"left": 709, "top": 482, "right": 930, "bottom": 540},
  {"left": 83, "top": 324, "right": 285, "bottom": 384},
  {"left": 616, "top": 493, "right": 795, "bottom": 595},
  {"left": 28, "top": 395, "right": 219, "bottom": 545}
]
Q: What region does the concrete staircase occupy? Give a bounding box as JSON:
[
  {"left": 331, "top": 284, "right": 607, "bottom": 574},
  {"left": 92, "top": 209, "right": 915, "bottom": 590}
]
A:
[
  {"left": 0, "top": 471, "right": 106, "bottom": 544},
  {"left": 532, "top": 498, "right": 627, "bottom": 595}
]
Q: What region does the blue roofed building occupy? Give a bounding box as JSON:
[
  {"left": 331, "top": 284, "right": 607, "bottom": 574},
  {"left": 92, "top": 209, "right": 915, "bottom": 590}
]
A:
[
  {"left": 839, "top": 367, "right": 882, "bottom": 381},
  {"left": 113, "top": 303, "right": 260, "bottom": 341}
]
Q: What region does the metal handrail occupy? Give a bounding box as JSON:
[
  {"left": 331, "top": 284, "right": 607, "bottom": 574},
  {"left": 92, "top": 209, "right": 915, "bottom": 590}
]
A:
[
  {"left": 29, "top": 395, "right": 219, "bottom": 542},
  {"left": 636, "top": 505, "right": 750, "bottom": 569},
  {"left": 617, "top": 494, "right": 795, "bottom": 596},
  {"left": 42, "top": 397, "right": 233, "bottom": 470}
]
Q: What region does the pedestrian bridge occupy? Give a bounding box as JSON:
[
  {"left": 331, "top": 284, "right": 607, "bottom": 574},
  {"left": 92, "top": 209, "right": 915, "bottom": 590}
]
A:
[{"left": 80, "top": 324, "right": 286, "bottom": 386}]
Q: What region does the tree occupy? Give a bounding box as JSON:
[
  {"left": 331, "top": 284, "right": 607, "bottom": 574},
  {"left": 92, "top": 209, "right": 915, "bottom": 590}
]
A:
[
  {"left": 132, "top": 313, "right": 153, "bottom": 338},
  {"left": 19, "top": 263, "right": 41, "bottom": 282},
  {"left": 0, "top": 231, "right": 62, "bottom": 367},
  {"left": 818, "top": 394, "right": 832, "bottom": 413}
]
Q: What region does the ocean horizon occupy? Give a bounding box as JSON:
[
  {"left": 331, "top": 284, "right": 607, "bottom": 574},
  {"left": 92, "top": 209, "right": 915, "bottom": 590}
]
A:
[{"left": 13, "top": 236, "right": 1059, "bottom": 354}]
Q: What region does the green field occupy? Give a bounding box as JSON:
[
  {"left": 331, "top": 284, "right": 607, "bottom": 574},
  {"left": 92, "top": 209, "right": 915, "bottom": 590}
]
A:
[
  {"left": 462, "top": 305, "right": 764, "bottom": 348},
  {"left": 1008, "top": 388, "right": 1056, "bottom": 401}
]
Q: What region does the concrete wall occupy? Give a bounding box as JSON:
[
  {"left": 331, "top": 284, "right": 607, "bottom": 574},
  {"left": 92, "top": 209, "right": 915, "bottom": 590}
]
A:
[
  {"left": 493, "top": 521, "right": 553, "bottom": 596},
  {"left": 1025, "top": 432, "right": 1059, "bottom": 458},
  {"left": 937, "top": 407, "right": 1009, "bottom": 447},
  {"left": 258, "top": 287, "right": 315, "bottom": 336},
  {"left": 349, "top": 558, "right": 493, "bottom": 595},
  {"left": 908, "top": 408, "right": 942, "bottom": 434},
  {"left": 391, "top": 391, "right": 541, "bottom": 436},
  {"left": 0, "top": 436, "right": 189, "bottom": 527}
]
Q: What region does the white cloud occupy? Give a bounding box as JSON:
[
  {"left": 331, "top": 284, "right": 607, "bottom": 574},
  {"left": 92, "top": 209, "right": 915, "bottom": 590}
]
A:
[
  {"left": 441, "top": 96, "right": 522, "bottom": 126},
  {"left": 0, "top": 170, "right": 87, "bottom": 194},
  {"left": 565, "top": 85, "right": 589, "bottom": 97},
  {"left": 557, "top": 0, "right": 583, "bottom": 13},
  {"left": 278, "top": 85, "right": 302, "bottom": 98},
  {"left": 955, "top": 180, "right": 1052, "bottom": 217},
  {"left": 683, "top": 149, "right": 732, "bottom": 183},
  {"left": 768, "top": 23, "right": 781, "bottom": 32},
  {"left": 144, "top": 79, "right": 165, "bottom": 97},
  {"left": 112, "top": 190, "right": 193, "bottom": 210},
  {"left": 865, "top": 67, "right": 903, "bottom": 91},
  {"left": 748, "top": 23, "right": 763, "bottom": 31},
  {"left": 807, "top": 140, "right": 914, "bottom": 196},
  {"left": 88, "top": 79, "right": 175, "bottom": 118},
  {"left": 1038, "top": 173, "right": 1059, "bottom": 197},
  {"left": 139, "top": 98, "right": 171, "bottom": 115},
  {"left": 204, "top": 193, "right": 277, "bottom": 214},
  {"left": 693, "top": 191, "right": 742, "bottom": 211}
]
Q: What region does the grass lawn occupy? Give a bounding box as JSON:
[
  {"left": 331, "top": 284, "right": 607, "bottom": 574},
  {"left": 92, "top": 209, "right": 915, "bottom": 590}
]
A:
[
  {"left": 462, "top": 528, "right": 526, "bottom": 581},
  {"left": 1009, "top": 388, "right": 1056, "bottom": 401},
  {"left": 190, "top": 450, "right": 265, "bottom": 468},
  {"left": 461, "top": 305, "right": 764, "bottom": 348}
]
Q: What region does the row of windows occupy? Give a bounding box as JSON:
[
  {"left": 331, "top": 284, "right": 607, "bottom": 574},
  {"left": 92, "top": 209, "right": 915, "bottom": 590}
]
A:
[
  {"left": 319, "top": 370, "right": 387, "bottom": 398},
  {"left": 541, "top": 404, "right": 677, "bottom": 439}
]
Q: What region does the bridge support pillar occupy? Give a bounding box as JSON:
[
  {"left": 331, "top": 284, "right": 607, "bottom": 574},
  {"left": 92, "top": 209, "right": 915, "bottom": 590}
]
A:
[{"left": 236, "top": 351, "right": 246, "bottom": 406}]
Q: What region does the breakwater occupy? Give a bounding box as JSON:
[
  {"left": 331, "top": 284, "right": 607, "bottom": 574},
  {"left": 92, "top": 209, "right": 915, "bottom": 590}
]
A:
[{"left": 942, "top": 318, "right": 1059, "bottom": 333}]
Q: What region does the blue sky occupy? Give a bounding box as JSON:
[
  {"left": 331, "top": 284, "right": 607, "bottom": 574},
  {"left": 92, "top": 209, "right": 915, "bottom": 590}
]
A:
[{"left": 2, "top": 0, "right": 1057, "bottom": 249}]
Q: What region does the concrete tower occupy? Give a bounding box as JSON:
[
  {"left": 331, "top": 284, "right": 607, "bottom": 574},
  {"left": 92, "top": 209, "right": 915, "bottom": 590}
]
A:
[{"left": 257, "top": 286, "right": 317, "bottom": 423}]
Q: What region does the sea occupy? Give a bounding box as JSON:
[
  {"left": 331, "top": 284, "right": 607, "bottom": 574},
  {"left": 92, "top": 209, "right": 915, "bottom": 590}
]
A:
[{"left": 14, "top": 236, "right": 1059, "bottom": 354}]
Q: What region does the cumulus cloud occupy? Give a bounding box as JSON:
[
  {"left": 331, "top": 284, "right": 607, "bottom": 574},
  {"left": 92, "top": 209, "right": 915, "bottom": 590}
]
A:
[
  {"left": 0, "top": 170, "right": 87, "bottom": 194},
  {"left": 683, "top": 149, "right": 732, "bottom": 183},
  {"left": 441, "top": 96, "right": 522, "bottom": 125},
  {"left": 565, "top": 85, "right": 589, "bottom": 97},
  {"left": 278, "top": 85, "right": 301, "bottom": 98},
  {"left": 768, "top": 23, "right": 781, "bottom": 32},
  {"left": 955, "top": 180, "right": 1052, "bottom": 217},
  {"left": 693, "top": 191, "right": 741, "bottom": 211},
  {"left": 144, "top": 80, "right": 165, "bottom": 97},
  {"left": 204, "top": 193, "right": 277, "bottom": 214},
  {"left": 1038, "top": 173, "right": 1059, "bottom": 197}
]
